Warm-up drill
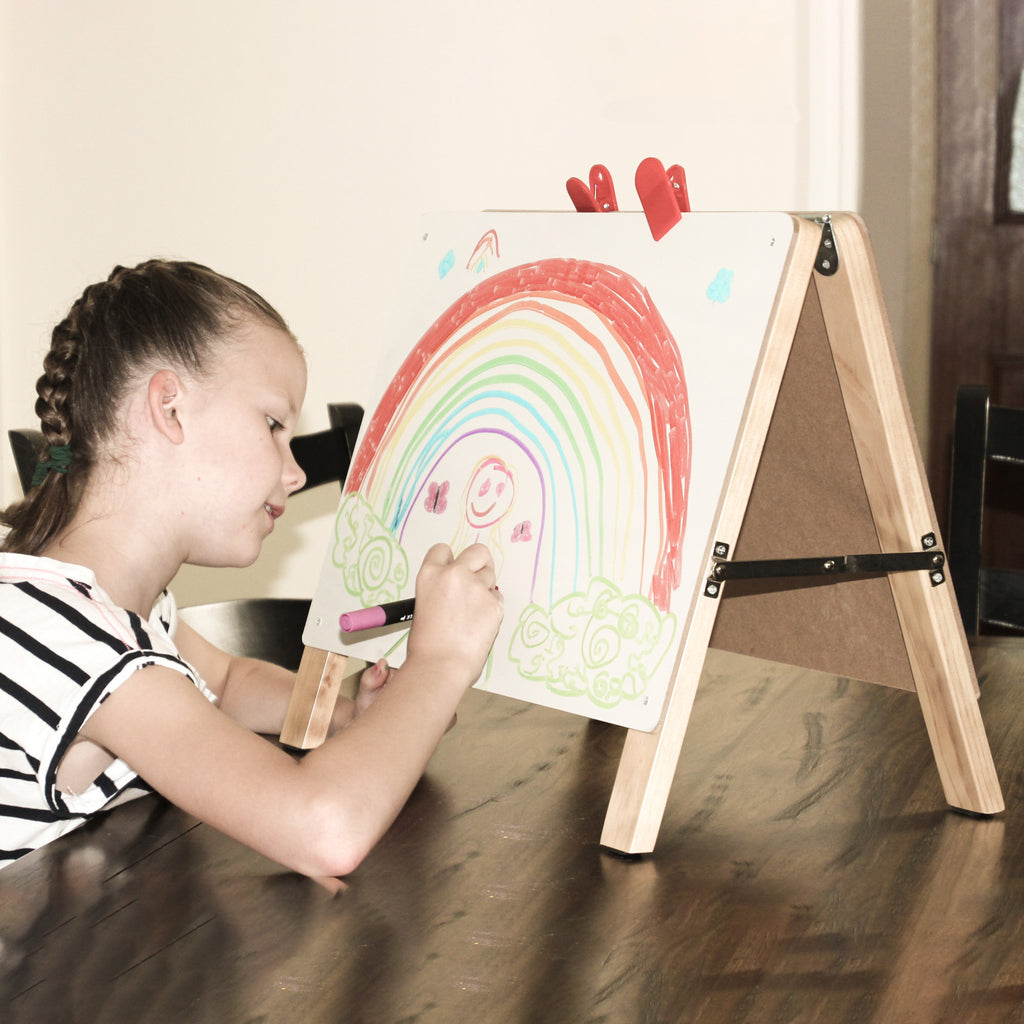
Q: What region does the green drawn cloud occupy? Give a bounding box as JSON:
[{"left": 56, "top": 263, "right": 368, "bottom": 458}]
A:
[
  {"left": 333, "top": 493, "right": 410, "bottom": 605},
  {"left": 508, "top": 577, "right": 677, "bottom": 709}
]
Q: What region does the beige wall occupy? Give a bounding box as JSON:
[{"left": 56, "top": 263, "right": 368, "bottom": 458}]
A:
[
  {"left": 1, "top": 0, "right": 893, "bottom": 605},
  {"left": 861, "top": 0, "right": 936, "bottom": 454}
]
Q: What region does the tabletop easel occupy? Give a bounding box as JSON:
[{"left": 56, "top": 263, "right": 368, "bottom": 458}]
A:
[
  {"left": 600, "top": 211, "right": 1003, "bottom": 855},
  {"left": 281, "top": 204, "right": 1003, "bottom": 857}
]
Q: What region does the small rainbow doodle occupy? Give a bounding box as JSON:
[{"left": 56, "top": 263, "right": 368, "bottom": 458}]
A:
[{"left": 465, "top": 229, "right": 500, "bottom": 274}]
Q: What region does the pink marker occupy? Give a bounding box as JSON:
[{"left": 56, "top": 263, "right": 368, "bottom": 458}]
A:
[{"left": 339, "top": 598, "right": 415, "bottom": 633}]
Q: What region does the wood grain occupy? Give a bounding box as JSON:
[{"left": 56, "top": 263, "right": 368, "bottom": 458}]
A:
[{"left": 279, "top": 646, "right": 348, "bottom": 748}]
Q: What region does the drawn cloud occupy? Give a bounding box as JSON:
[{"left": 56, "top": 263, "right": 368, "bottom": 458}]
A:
[
  {"left": 508, "top": 577, "right": 677, "bottom": 709},
  {"left": 333, "top": 493, "right": 410, "bottom": 605}
]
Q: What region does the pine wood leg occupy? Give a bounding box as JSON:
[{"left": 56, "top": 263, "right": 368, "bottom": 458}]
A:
[
  {"left": 600, "top": 638, "right": 708, "bottom": 855},
  {"left": 816, "top": 216, "right": 1003, "bottom": 816},
  {"left": 280, "top": 646, "right": 349, "bottom": 749},
  {"left": 891, "top": 572, "right": 1004, "bottom": 814}
]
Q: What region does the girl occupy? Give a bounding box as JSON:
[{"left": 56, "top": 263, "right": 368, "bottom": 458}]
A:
[{"left": 0, "top": 260, "right": 503, "bottom": 880}]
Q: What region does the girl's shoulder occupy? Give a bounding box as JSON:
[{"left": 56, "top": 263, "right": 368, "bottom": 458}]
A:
[{"left": 0, "top": 552, "right": 178, "bottom": 654}]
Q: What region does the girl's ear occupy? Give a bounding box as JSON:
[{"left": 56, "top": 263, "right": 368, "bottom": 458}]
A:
[{"left": 147, "top": 370, "right": 186, "bottom": 444}]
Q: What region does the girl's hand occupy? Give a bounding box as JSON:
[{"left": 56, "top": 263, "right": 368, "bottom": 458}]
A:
[
  {"left": 405, "top": 543, "right": 504, "bottom": 690},
  {"left": 354, "top": 658, "right": 393, "bottom": 718},
  {"left": 326, "top": 659, "right": 393, "bottom": 734}
]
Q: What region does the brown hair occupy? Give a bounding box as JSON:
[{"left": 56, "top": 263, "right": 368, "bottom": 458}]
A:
[{"left": 2, "top": 259, "right": 292, "bottom": 555}]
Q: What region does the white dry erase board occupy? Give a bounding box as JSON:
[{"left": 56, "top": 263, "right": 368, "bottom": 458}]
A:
[{"left": 304, "top": 211, "right": 794, "bottom": 731}]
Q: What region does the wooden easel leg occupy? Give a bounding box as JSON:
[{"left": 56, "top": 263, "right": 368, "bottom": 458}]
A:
[
  {"left": 600, "top": 637, "right": 709, "bottom": 855},
  {"left": 280, "top": 646, "right": 349, "bottom": 749},
  {"left": 889, "top": 571, "right": 1003, "bottom": 814},
  {"left": 819, "top": 215, "right": 1003, "bottom": 815}
]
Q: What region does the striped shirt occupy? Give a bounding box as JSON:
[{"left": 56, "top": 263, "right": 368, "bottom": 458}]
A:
[{"left": 0, "top": 554, "right": 215, "bottom": 866}]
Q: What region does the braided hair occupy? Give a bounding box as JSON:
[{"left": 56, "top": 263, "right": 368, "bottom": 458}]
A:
[{"left": 2, "top": 260, "right": 291, "bottom": 555}]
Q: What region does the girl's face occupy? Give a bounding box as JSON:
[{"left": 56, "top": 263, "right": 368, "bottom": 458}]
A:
[
  {"left": 181, "top": 320, "right": 308, "bottom": 568},
  {"left": 465, "top": 457, "right": 515, "bottom": 530}
]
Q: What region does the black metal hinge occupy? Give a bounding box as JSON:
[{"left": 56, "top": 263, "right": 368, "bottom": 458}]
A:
[
  {"left": 815, "top": 215, "right": 839, "bottom": 276},
  {"left": 703, "top": 534, "right": 946, "bottom": 599}
]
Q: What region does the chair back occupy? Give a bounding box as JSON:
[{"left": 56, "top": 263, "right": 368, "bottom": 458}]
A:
[
  {"left": 178, "top": 598, "right": 311, "bottom": 671},
  {"left": 8, "top": 428, "right": 45, "bottom": 495},
  {"left": 948, "top": 385, "right": 1024, "bottom": 634}
]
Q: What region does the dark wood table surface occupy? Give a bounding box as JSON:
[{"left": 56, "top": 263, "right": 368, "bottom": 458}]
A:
[{"left": 2, "top": 639, "right": 1023, "bottom": 1024}]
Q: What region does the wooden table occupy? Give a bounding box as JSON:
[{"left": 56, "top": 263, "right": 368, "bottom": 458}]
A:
[{"left": 3, "top": 639, "right": 1023, "bottom": 1023}]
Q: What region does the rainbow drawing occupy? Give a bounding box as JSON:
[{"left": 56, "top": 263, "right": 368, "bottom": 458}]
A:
[
  {"left": 330, "top": 255, "right": 692, "bottom": 718},
  {"left": 306, "top": 210, "right": 795, "bottom": 730}
]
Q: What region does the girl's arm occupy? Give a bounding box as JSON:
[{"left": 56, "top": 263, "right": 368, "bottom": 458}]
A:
[
  {"left": 173, "top": 619, "right": 388, "bottom": 736},
  {"left": 79, "top": 543, "right": 502, "bottom": 879}
]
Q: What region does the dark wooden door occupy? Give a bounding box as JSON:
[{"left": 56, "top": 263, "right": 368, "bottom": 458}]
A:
[{"left": 932, "top": 0, "right": 1024, "bottom": 569}]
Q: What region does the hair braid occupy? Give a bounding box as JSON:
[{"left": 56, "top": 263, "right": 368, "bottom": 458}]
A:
[{"left": 36, "top": 307, "right": 83, "bottom": 446}]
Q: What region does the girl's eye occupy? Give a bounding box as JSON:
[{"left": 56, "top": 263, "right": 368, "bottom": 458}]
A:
[{"left": 266, "top": 416, "right": 283, "bottom": 433}]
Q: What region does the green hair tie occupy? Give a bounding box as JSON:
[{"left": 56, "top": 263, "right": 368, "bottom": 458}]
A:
[{"left": 31, "top": 444, "right": 73, "bottom": 487}]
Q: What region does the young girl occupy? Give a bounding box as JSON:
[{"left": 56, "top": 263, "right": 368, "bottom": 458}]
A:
[{"left": 0, "top": 259, "right": 503, "bottom": 880}]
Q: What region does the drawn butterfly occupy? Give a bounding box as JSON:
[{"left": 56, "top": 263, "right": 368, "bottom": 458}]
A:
[
  {"left": 425, "top": 480, "right": 449, "bottom": 514},
  {"left": 511, "top": 520, "right": 532, "bottom": 543}
]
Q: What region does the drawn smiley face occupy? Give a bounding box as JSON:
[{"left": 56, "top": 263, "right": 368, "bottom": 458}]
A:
[{"left": 465, "top": 457, "right": 515, "bottom": 529}]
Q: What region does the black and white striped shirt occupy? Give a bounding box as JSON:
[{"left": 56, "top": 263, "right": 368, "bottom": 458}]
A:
[{"left": 0, "top": 554, "right": 215, "bottom": 866}]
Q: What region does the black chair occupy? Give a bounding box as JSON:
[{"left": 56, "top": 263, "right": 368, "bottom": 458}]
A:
[
  {"left": 8, "top": 428, "right": 45, "bottom": 495},
  {"left": 178, "top": 597, "right": 313, "bottom": 671},
  {"left": 291, "top": 402, "right": 364, "bottom": 494},
  {"left": 947, "top": 385, "right": 1024, "bottom": 635}
]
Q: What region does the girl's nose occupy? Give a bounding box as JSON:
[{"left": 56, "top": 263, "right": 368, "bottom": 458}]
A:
[{"left": 284, "top": 447, "right": 307, "bottom": 494}]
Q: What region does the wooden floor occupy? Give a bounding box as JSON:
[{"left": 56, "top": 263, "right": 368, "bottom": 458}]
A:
[{"left": 2, "top": 639, "right": 1023, "bottom": 1023}]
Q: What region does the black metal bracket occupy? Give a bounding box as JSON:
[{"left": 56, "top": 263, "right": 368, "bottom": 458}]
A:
[
  {"left": 814, "top": 215, "right": 839, "bottom": 276},
  {"left": 703, "top": 534, "right": 946, "bottom": 599}
]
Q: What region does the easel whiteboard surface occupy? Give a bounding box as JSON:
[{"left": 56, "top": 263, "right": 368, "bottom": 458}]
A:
[{"left": 305, "top": 211, "right": 796, "bottom": 731}]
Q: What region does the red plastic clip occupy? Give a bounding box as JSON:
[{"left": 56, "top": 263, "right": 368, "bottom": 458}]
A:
[
  {"left": 665, "top": 163, "right": 690, "bottom": 213},
  {"left": 566, "top": 164, "right": 618, "bottom": 212},
  {"left": 636, "top": 157, "right": 689, "bottom": 240}
]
